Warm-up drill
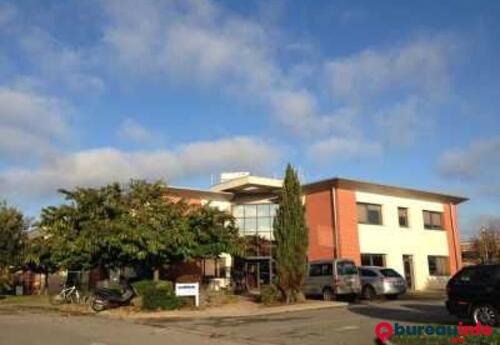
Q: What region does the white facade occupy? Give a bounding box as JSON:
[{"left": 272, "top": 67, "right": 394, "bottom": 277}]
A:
[{"left": 356, "top": 191, "right": 450, "bottom": 291}]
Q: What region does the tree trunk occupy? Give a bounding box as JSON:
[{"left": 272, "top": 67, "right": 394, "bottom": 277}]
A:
[{"left": 153, "top": 268, "right": 160, "bottom": 281}]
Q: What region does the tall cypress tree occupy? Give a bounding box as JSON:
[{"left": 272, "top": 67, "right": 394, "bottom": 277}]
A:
[{"left": 273, "top": 164, "right": 308, "bottom": 303}]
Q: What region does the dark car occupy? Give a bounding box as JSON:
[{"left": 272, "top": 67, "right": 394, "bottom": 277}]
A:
[{"left": 446, "top": 264, "right": 500, "bottom": 326}]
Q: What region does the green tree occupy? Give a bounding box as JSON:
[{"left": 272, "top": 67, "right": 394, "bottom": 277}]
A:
[
  {"left": 36, "top": 180, "right": 242, "bottom": 279},
  {"left": 186, "top": 203, "right": 243, "bottom": 258},
  {"left": 273, "top": 164, "right": 309, "bottom": 303},
  {"left": 0, "top": 201, "right": 27, "bottom": 268},
  {"left": 0, "top": 201, "right": 28, "bottom": 292}
]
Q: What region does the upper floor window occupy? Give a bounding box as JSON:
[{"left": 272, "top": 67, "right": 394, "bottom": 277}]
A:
[
  {"left": 357, "top": 203, "right": 382, "bottom": 225},
  {"left": 398, "top": 207, "right": 409, "bottom": 227},
  {"left": 423, "top": 210, "right": 443, "bottom": 230},
  {"left": 233, "top": 203, "right": 278, "bottom": 239}
]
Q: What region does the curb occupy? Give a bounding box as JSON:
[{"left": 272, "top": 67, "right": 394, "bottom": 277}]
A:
[{"left": 107, "top": 301, "right": 348, "bottom": 320}]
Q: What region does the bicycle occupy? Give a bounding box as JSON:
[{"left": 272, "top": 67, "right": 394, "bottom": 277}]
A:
[{"left": 49, "top": 284, "right": 82, "bottom": 305}]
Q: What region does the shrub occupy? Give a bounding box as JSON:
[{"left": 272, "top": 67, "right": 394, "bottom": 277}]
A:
[
  {"left": 259, "top": 284, "right": 282, "bottom": 305},
  {"left": 132, "top": 280, "right": 181, "bottom": 311}
]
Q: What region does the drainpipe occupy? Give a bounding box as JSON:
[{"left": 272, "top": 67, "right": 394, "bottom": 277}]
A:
[
  {"left": 331, "top": 187, "right": 340, "bottom": 259},
  {"left": 449, "top": 202, "right": 459, "bottom": 272}
]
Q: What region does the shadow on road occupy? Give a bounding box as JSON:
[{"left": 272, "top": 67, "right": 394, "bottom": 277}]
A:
[{"left": 347, "top": 303, "right": 457, "bottom": 325}]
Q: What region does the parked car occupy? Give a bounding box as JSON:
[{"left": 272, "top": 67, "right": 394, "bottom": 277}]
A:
[
  {"left": 359, "top": 266, "right": 407, "bottom": 300},
  {"left": 446, "top": 264, "right": 500, "bottom": 326},
  {"left": 303, "top": 259, "right": 361, "bottom": 301}
]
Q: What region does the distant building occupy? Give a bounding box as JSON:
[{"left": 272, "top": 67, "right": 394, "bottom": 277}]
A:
[{"left": 167, "top": 173, "right": 467, "bottom": 291}]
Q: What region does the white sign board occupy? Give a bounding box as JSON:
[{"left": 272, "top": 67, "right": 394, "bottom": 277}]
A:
[{"left": 175, "top": 282, "right": 199, "bottom": 307}]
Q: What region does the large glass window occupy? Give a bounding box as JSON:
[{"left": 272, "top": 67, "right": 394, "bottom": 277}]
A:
[
  {"left": 427, "top": 256, "right": 450, "bottom": 276},
  {"left": 233, "top": 203, "right": 278, "bottom": 257},
  {"left": 423, "top": 211, "right": 443, "bottom": 230},
  {"left": 357, "top": 203, "right": 383, "bottom": 225}
]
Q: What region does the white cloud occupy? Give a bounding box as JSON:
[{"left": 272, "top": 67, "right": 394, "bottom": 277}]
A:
[
  {"left": 376, "top": 96, "right": 429, "bottom": 146},
  {"left": 18, "top": 29, "right": 105, "bottom": 95},
  {"left": 0, "top": 136, "right": 281, "bottom": 199},
  {"left": 438, "top": 138, "right": 500, "bottom": 198},
  {"left": 0, "top": 87, "right": 71, "bottom": 158},
  {"left": 324, "top": 35, "right": 457, "bottom": 102},
  {"left": 116, "top": 118, "right": 161, "bottom": 144},
  {"left": 100, "top": 0, "right": 345, "bottom": 138},
  {"left": 439, "top": 138, "right": 500, "bottom": 179},
  {"left": 307, "top": 136, "right": 382, "bottom": 162},
  {"left": 0, "top": 4, "right": 104, "bottom": 95}
]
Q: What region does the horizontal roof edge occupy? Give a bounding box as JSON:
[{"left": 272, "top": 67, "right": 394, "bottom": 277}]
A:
[{"left": 303, "top": 177, "right": 468, "bottom": 204}]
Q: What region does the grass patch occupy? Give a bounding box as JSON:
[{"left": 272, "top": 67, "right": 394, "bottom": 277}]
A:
[{"left": 0, "top": 295, "right": 50, "bottom": 306}]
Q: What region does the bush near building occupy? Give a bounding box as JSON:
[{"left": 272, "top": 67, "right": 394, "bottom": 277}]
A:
[{"left": 132, "top": 280, "right": 182, "bottom": 310}]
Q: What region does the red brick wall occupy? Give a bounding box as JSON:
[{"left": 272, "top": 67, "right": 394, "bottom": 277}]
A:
[
  {"left": 335, "top": 188, "right": 361, "bottom": 265},
  {"left": 443, "top": 203, "right": 462, "bottom": 274},
  {"left": 305, "top": 190, "right": 335, "bottom": 260}
]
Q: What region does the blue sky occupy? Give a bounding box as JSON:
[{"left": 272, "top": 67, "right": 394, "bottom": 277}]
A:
[{"left": 0, "top": 0, "right": 499, "bottom": 236}]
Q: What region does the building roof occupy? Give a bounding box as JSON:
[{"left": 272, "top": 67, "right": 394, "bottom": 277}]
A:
[
  {"left": 210, "top": 175, "right": 282, "bottom": 194},
  {"left": 303, "top": 177, "right": 468, "bottom": 204},
  {"left": 167, "top": 174, "right": 467, "bottom": 205},
  {"left": 167, "top": 186, "right": 233, "bottom": 201}
]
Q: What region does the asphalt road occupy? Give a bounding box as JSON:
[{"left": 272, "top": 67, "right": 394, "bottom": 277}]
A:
[
  {"left": 0, "top": 298, "right": 457, "bottom": 345},
  {"left": 140, "top": 298, "right": 457, "bottom": 345}
]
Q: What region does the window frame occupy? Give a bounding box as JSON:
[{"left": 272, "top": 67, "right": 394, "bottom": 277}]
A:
[
  {"left": 357, "top": 202, "right": 383, "bottom": 225},
  {"left": 423, "top": 210, "right": 444, "bottom": 230},
  {"left": 398, "top": 207, "right": 409, "bottom": 228},
  {"left": 427, "top": 255, "right": 450, "bottom": 276},
  {"left": 361, "top": 253, "right": 386, "bottom": 267}
]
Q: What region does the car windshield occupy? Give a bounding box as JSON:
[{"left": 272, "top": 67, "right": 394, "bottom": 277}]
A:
[
  {"left": 337, "top": 261, "right": 358, "bottom": 275},
  {"left": 380, "top": 269, "right": 402, "bottom": 278}
]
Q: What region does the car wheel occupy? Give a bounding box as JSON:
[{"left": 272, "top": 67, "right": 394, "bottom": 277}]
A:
[
  {"left": 362, "top": 286, "right": 376, "bottom": 301},
  {"left": 322, "top": 287, "right": 334, "bottom": 301},
  {"left": 386, "top": 294, "right": 399, "bottom": 300},
  {"left": 471, "top": 303, "right": 499, "bottom": 327}
]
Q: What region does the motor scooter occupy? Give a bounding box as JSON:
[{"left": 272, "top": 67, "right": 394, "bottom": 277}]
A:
[{"left": 90, "top": 277, "right": 136, "bottom": 312}]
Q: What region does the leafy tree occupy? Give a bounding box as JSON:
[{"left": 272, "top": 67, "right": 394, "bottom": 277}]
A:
[
  {"left": 0, "top": 201, "right": 27, "bottom": 268},
  {"left": 186, "top": 203, "right": 243, "bottom": 258},
  {"left": 273, "top": 164, "right": 309, "bottom": 303},
  {"left": 0, "top": 201, "right": 28, "bottom": 292},
  {"left": 36, "top": 180, "right": 241, "bottom": 280}
]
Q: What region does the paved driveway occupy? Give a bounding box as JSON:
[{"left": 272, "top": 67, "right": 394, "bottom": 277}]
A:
[
  {"left": 0, "top": 298, "right": 456, "bottom": 345},
  {"left": 140, "top": 298, "right": 456, "bottom": 345}
]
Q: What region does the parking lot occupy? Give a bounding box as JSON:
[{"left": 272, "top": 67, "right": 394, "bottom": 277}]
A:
[
  {"left": 0, "top": 296, "right": 456, "bottom": 345},
  {"left": 140, "top": 297, "right": 454, "bottom": 345}
]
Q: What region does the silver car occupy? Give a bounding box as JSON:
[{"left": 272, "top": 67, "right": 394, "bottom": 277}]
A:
[
  {"left": 359, "top": 266, "right": 407, "bottom": 300},
  {"left": 303, "top": 259, "right": 362, "bottom": 301}
]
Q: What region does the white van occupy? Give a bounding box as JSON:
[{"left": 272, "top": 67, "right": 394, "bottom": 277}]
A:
[{"left": 303, "top": 259, "right": 361, "bottom": 301}]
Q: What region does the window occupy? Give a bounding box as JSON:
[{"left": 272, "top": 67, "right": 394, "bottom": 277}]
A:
[
  {"left": 423, "top": 211, "right": 443, "bottom": 230},
  {"left": 398, "top": 207, "right": 409, "bottom": 227},
  {"left": 361, "top": 253, "right": 386, "bottom": 267},
  {"left": 336, "top": 261, "right": 358, "bottom": 275},
  {"left": 309, "top": 264, "right": 322, "bottom": 277},
  {"left": 359, "top": 268, "right": 378, "bottom": 277},
  {"left": 309, "top": 263, "right": 333, "bottom": 277},
  {"left": 233, "top": 203, "right": 277, "bottom": 239},
  {"left": 357, "top": 203, "right": 383, "bottom": 225},
  {"left": 427, "top": 256, "right": 450, "bottom": 276},
  {"left": 380, "top": 268, "right": 402, "bottom": 278}
]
